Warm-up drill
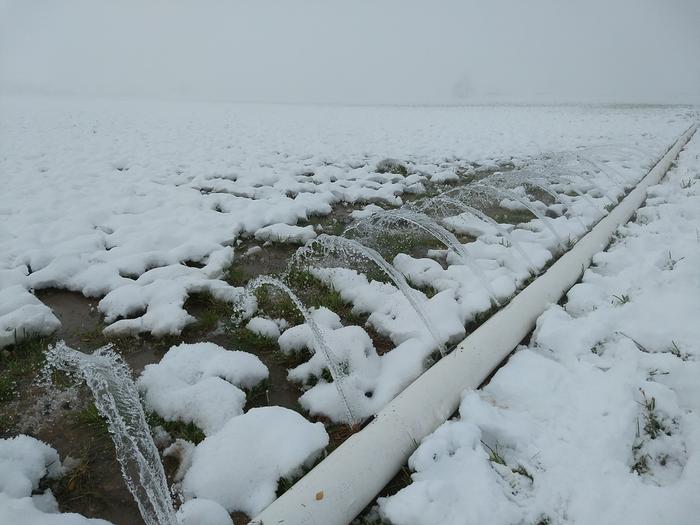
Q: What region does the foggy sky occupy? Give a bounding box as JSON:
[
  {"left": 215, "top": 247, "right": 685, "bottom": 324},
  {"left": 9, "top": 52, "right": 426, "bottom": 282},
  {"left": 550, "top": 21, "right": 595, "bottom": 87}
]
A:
[{"left": 1, "top": 0, "right": 698, "bottom": 105}]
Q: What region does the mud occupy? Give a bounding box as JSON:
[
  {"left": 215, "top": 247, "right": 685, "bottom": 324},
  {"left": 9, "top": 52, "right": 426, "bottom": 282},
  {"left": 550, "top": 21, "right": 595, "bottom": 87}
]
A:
[
  {"left": 1, "top": 360, "right": 144, "bottom": 524},
  {"left": 34, "top": 289, "right": 103, "bottom": 349}
]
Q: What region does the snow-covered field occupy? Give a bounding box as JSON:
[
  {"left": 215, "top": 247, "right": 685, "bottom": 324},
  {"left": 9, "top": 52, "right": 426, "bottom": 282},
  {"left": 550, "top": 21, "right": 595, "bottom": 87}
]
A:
[
  {"left": 379, "top": 132, "right": 700, "bottom": 525},
  {"left": 0, "top": 96, "right": 693, "bottom": 342},
  {"left": 0, "top": 96, "right": 697, "bottom": 525}
]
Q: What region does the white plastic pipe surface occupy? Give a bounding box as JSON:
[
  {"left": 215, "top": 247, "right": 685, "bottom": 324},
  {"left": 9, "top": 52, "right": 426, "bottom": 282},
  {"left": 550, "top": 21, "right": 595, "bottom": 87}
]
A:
[{"left": 251, "top": 124, "right": 697, "bottom": 525}]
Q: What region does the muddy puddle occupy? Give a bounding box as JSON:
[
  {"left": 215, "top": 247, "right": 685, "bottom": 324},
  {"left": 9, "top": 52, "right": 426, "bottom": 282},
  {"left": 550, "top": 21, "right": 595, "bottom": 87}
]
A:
[{"left": 35, "top": 289, "right": 103, "bottom": 348}]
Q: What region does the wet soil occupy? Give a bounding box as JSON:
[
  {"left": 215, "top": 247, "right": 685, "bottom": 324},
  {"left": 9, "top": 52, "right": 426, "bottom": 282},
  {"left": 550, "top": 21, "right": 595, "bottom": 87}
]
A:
[
  {"left": 40, "top": 409, "right": 143, "bottom": 524},
  {"left": 34, "top": 289, "right": 103, "bottom": 348},
  {"left": 1, "top": 349, "right": 144, "bottom": 524},
  {"left": 1, "top": 288, "right": 306, "bottom": 525}
]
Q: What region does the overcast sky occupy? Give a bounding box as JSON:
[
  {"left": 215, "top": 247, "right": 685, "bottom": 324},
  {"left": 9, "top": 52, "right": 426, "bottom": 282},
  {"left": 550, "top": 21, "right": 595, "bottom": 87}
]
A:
[{"left": 1, "top": 0, "right": 698, "bottom": 104}]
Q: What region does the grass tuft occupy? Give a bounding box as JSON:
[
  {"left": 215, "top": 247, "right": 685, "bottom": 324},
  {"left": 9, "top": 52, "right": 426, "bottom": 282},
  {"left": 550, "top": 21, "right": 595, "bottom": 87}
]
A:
[
  {"left": 376, "top": 159, "right": 409, "bottom": 176},
  {"left": 49, "top": 444, "right": 107, "bottom": 507},
  {"left": 636, "top": 390, "right": 670, "bottom": 441},
  {"left": 513, "top": 464, "right": 534, "bottom": 482},
  {"left": 482, "top": 441, "right": 507, "bottom": 466},
  {"left": 224, "top": 264, "right": 249, "bottom": 287},
  {"left": 185, "top": 293, "right": 235, "bottom": 334},
  {"left": 74, "top": 403, "right": 110, "bottom": 438},
  {"left": 664, "top": 251, "right": 685, "bottom": 270},
  {"left": 632, "top": 450, "right": 650, "bottom": 475},
  {"left": 611, "top": 293, "right": 631, "bottom": 305},
  {"left": 0, "top": 335, "right": 51, "bottom": 402},
  {"left": 147, "top": 413, "right": 206, "bottom": 444}
]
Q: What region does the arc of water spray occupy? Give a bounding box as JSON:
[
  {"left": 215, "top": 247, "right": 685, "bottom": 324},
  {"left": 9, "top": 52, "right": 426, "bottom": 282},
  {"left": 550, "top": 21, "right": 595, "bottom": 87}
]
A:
[
  {"left": 562, "top": 185, "right": 609, "bottom": 220},
  {"left": 575, "top": 154, "right": 626, "bottom": 204},
  {"left": 486, "top": 177, "right": 588, "bottom": 231},
  {"left": 508, "top": 163, "right": 612, "bottom": 225},
  {"left": 44, "top": 342, "right": 178, "bottom": 525},
  {"left": 541, "top": 156, "right": 621, "bottom": 208},
  {"left": 420, "top": 195, "right": 539, "bottom": 275},
  {"left": 520, "top": 179, "right": 589, "bottom": 233},
  {"left": 469, "top": 183, "right": 566, "bottom": 250},
  {"left": 299, "top": 234, "right": 447, "bottom": 356},
  {"left": 244, "top": 276, "right": 357, "bottom": 425},
  {"left": 349, "top": 209, "right": 501, "bottom": 307},
  {"left": 577, "top": 152, "right": 625, "bottom": 183}
]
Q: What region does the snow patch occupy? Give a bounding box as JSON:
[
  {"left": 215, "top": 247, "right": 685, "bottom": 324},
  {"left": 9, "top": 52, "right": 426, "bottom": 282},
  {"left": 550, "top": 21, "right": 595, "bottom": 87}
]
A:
[
  {"left": 138, "top": 342, "right": 268, "bottom": 435},
  {"left": 0, "top": 435, "right": 112, "bottom": 524},
  {"left": 254, "top": 224, "right": 317, "bottom": 244},
  {"left": 182, "top": 407, "right": 328, "bottom": 517}
]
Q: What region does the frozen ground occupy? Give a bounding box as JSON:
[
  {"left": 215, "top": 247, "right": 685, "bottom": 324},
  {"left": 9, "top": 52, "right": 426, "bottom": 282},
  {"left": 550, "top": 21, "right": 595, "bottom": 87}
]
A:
[
  {"left": 379, "top": 133, "right": 700, "bottom": 525},
  {"left": 0, "top": 95, "right": 694, "bottom": 343}
]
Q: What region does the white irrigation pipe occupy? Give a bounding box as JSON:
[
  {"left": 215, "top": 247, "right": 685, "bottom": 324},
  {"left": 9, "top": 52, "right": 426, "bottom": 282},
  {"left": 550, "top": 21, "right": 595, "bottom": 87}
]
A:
[{"left": 250, "top": 124, "right": 697, "bottom": 525}]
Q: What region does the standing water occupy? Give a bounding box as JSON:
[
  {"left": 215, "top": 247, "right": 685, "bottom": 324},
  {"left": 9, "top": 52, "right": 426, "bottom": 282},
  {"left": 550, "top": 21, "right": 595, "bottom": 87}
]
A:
[
  {"left": 244, "top": 275, "right": 357, "bottom": 425},
  {"left": 296, "top": 234, "right": 447, "bottom": 355},
  {"left": 43, "top": 342, "right": 178, "bottom": 525}
]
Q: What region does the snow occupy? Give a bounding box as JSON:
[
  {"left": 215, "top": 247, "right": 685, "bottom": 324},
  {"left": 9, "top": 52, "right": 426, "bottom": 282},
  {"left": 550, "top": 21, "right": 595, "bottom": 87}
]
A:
[
  {"left": 176, "top": 499, "right": 233, "bottom": 525},
  {"left": 243, "top": 245, "right": 263, "bottom": 257},
  {"left": 277, "top": 306, "right": 342, "bottom": 354},
  {"left": 137, "top": 343, "right": 330, "bottom": 518},
  {"left": 0, "top": 284, "right": 60, "bottom": 347},
  {"left": 278, "top": 135, "right": 671, "bottom": 422},
  {"left": 181, "top": 406, "right": 329, "bottom": 517},
  {"left": 0, "top": 435, "right": 64, "bottom": 499},
  {"left": 245, "top": 316, "right": 282, "bottom": 339},
  {"left": 0, "top": 95, "right": 693, "bottom": 345},
  {"left": 137, "top": 342, "right": 269, "bottom": 435},
  {"left": 254, "top": 224, "right": 317, "bottom": 244},
  {"left": 379, "top": 133, "right": 700, "bottom": 525},
  {"left": 1, "top": 93, "right": 698, "bottom": 522},
  {"left": 283, "top": 230, "right": 553, "bottom": 423},
  {"left": 350, "top": 204, "right": 385, "bottom": 220},
  {"left": 0, "top": 435, "right": 112, "bottom": 524},
  {"left": 0, "top": 494, "right": 114, "bottom": 525},
  {"left": 272, "top": 281, "right": 466, "bottom": 421},
  {"left": 97, "top": 249, "right": 239, "bottom": 337},
  {"left": 0, "top": 434, "right": 230, "bottom": 524}
]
